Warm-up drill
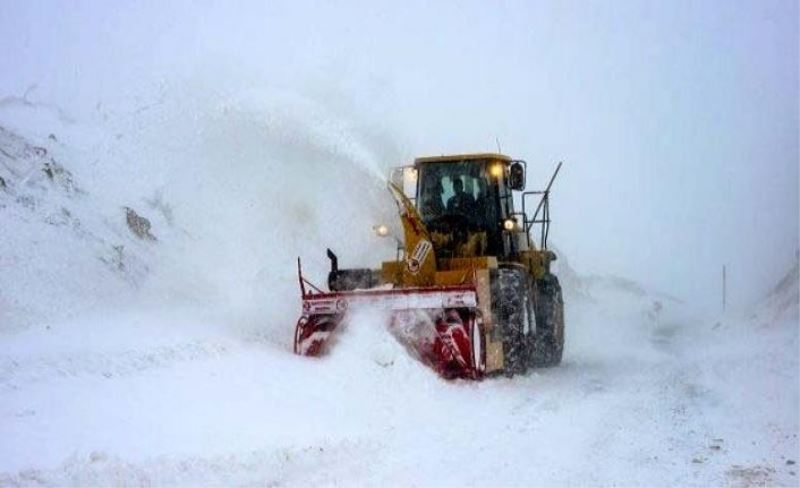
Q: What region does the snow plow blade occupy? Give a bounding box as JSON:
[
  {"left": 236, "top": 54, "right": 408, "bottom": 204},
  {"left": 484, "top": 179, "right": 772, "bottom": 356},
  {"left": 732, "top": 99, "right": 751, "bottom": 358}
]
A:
[{"left": 294, "top": 260, "right": 485, "bottom": 380}]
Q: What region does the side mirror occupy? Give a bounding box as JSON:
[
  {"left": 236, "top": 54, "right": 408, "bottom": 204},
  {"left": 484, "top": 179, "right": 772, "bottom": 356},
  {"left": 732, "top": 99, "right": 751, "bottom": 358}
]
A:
[{"left": 509, "top": 162, "right": 525, "bottom": 191}]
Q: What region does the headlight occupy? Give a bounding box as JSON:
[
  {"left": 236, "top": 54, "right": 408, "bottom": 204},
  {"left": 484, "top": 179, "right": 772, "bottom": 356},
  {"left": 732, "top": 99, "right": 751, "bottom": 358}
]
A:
[
  {"left": 374, "top": 224, "right": 390, "bottom": 237},
  {"left": 503, "top": 218, "right": 516, "bottom": 231},
  {"left": 490, "top": 163, "right": 504, "bottom": 178}
]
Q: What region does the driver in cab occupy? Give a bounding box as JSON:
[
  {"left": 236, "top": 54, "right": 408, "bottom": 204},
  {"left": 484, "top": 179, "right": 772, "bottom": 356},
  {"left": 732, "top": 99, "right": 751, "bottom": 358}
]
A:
[{"left": 446, "top": 178, "right": 475, "bottom": 218}]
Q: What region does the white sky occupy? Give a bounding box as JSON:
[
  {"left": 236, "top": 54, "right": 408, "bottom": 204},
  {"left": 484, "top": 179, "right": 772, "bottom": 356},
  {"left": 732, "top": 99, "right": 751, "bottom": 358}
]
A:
[{"left": 1, "top": 0, "right": 797, "bottom": 312}]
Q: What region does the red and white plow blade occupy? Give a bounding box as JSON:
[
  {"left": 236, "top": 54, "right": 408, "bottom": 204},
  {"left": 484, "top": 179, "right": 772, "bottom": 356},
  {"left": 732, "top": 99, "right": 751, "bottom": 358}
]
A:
[{"left": 294, "top": 285, "right": 486, "bottom": 379}]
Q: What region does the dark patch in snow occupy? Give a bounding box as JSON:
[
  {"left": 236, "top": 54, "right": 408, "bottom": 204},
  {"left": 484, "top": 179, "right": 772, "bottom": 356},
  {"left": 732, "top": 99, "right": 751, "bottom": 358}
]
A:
[
  {"left": 125, "top": 207, "right": 157, "bottom": 241},
  {"left": 42, "top": 159, "right": 80, "bottom": 194},
  {"left": 726, "top": 464, "right": 776, "bottom": 487}
]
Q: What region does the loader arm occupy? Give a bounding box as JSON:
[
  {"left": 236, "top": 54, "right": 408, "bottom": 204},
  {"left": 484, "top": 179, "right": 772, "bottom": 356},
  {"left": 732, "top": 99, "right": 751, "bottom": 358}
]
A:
[{"left": 387, "top": 182, "right": 437, "bottom": 287}]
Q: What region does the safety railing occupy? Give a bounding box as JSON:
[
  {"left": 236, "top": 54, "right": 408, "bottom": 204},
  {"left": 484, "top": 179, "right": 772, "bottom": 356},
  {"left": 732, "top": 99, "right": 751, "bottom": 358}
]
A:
[{"left": 514, "top": 161, "right": 562, "bottom": 250}]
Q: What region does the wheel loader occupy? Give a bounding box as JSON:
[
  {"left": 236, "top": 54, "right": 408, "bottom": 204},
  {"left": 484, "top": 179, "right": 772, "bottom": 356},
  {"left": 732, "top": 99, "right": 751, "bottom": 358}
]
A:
[{"left": 294, "top": 153, "right": 564, "bottom": 379}]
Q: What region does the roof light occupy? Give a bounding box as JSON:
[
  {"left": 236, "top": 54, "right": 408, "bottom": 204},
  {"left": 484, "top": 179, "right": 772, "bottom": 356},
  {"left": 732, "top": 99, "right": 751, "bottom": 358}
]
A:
[{"left": 490, "top": 163, "right": 504, "bottom": 178}]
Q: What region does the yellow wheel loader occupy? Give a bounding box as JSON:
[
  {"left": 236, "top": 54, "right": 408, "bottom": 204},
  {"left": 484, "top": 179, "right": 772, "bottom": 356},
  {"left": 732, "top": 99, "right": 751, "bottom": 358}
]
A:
[{"left": 294, "top": 153, "right": 564, "bottom": 378}]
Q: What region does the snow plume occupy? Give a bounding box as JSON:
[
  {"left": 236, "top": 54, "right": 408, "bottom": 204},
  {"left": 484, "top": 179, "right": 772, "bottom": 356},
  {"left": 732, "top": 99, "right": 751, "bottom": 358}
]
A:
[
  {"left": 0, "top": 85, "right": 402, "bottom": 340},
  {"left": 105, "top": 87, "right": 397, "bottom": 334}
]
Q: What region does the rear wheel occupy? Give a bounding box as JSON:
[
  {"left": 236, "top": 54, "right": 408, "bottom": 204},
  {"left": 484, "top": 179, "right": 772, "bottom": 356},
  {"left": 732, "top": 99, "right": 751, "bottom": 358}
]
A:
[{"left": 532, "top": 273, "right": 565, "bottom": 367}]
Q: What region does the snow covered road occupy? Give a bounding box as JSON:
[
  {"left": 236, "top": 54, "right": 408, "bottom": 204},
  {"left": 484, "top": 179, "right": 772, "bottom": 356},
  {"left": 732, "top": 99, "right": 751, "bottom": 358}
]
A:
[{"left": 1, "top": 284, "right": 796, "bottom": 486}]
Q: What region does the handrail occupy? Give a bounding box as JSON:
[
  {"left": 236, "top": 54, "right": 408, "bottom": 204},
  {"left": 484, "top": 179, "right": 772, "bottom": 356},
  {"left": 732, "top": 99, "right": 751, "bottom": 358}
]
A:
[{"left": 518, "top": 161, "right": 562, "bottom": 250}]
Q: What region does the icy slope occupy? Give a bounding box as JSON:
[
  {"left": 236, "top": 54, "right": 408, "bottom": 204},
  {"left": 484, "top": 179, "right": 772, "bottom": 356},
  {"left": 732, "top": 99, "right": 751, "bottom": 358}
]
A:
[
  {"left": 752, "top": 254, "right": 799, "bottom": 326},
  {"left": 0, "top": 119, "right": 156, "bottom": 331},
  {"left": 1, "top": 97, "right": 797, "bottom": 486}
]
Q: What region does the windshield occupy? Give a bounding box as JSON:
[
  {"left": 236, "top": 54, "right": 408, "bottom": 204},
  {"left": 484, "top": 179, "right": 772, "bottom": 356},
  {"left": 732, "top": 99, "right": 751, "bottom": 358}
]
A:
[{"left": 417, "top": 161, "right": 497, "bottom": 227}]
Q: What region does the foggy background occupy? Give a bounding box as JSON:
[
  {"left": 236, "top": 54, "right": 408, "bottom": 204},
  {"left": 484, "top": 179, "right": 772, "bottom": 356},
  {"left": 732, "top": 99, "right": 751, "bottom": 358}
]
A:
[{"left": 1, "top": 0, "right": 797, "bottom": 314}]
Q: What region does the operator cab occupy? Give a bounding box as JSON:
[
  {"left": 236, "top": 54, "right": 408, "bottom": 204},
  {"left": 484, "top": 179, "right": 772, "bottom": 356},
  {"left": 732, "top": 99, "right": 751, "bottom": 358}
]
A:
[{"left": 413, "top": 153, "right": 525, "bottom": 259}]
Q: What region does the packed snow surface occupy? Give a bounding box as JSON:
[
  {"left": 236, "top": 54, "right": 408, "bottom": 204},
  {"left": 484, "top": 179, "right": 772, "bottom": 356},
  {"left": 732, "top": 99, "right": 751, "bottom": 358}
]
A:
[{"left": 1, "top": 96, "right": 797, "bottom": 486}]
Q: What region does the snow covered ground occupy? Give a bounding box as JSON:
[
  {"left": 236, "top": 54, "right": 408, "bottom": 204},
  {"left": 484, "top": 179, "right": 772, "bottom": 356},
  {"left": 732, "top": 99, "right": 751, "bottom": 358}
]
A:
[{"left": 1, "top": 99, "right": 797, "bottom": 486}]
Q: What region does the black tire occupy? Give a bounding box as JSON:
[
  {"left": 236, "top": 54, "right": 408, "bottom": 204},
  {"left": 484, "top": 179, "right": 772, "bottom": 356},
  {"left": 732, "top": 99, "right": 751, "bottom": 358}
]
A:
[
  {"left": 490, "top": 267, "right": 534, "bottom": 375},
  {"left": 531, "top": 273, "right": 565, "bottom": 367}
]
